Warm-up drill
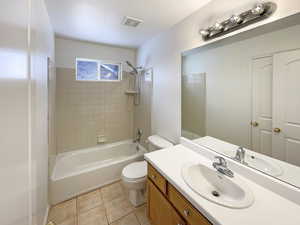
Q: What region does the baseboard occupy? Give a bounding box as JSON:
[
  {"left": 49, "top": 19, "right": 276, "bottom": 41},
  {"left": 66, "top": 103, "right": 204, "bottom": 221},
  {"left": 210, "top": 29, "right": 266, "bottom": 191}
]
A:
[{"left": 43, "top": 205, "right": 50, "bottom": 225}]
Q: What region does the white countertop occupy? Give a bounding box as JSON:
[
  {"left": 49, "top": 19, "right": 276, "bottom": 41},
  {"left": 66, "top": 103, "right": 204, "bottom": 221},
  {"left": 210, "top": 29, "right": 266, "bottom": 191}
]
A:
[{"left": 144, "top": 144, "right": 300, "bottom": 225}]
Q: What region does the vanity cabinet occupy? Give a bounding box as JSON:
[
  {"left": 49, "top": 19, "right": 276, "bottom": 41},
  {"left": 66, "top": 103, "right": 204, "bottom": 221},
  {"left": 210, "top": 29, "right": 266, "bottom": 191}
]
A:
[
  {"left": 147, "top": 163, "right": 211, "bottom": 225},
  {"left": 148, "top": 180, "right": 186, "bottom": 225}
]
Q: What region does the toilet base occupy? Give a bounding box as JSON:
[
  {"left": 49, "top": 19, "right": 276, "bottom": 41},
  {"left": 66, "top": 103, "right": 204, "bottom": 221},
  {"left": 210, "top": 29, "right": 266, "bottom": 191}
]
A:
[{"left": 128, "top": 189, "right": 146, "bottom": 207}]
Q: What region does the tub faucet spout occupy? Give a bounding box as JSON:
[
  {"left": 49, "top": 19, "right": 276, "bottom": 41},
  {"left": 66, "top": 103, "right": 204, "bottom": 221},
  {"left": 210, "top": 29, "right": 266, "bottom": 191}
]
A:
[{"left": 134, "top": 128, "right": 143, "bottom": 143}]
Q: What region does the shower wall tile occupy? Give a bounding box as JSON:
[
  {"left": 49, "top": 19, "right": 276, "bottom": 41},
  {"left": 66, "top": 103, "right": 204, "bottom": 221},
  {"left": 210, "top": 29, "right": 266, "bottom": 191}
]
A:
[
  {"left": 56, "top": 67, "right": 134, "bottom": 153},
  {"left": 133, "top": 73, "right": 153, "bottom": 148}
]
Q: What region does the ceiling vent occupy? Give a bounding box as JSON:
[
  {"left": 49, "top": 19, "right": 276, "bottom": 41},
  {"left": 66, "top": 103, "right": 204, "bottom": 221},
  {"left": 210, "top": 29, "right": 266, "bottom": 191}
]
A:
[{"left": 122, "top": 16, "right": 143, "bottom": 27}]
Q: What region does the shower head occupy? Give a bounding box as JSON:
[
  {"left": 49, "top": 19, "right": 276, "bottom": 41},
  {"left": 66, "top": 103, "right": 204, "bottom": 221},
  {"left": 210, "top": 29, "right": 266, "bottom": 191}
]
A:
[{"left": 126, "top": 61, "right": 138, "bottom": 74}]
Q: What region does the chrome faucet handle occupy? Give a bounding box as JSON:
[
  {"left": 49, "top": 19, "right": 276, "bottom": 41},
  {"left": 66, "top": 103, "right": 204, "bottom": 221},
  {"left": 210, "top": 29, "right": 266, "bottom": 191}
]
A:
[
  {"left": 237, "top": 146, "right": 245, "bottom": 154},
  {"left": 214, "top": 156, "right": 227, "bottom": 167},
  {"left": 137, "top": 128, "right": 143, "bottom": 136},
  {"left": 213, "top": 156, "right": 234, "bottom": 178}
]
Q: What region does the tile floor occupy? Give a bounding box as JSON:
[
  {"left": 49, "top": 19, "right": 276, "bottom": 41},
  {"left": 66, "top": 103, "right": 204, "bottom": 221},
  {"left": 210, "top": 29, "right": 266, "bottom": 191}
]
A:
[{"left": 48, "top": 181, "right": 151, "bottom": 225}]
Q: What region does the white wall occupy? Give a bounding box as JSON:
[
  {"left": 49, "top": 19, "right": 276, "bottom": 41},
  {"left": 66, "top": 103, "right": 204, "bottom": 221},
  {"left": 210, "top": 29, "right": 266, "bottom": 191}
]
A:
[
  {"left": 55, "top": 37, "right": 136, "bottom": 69},
  {"left": 30, "top": 0, "right": 55, "bottom": 224},
  {"left": 182, "top": 24, "right": 300, "bottom": 148},
  {"left": 0, "top": 1, "right": 30, "bottom": 225},
  {"left": 137, "top": 0, "right": 300, "bottom": 143},
  {"left": 0, "top": 0, "right": 55, "bottom": 225}
]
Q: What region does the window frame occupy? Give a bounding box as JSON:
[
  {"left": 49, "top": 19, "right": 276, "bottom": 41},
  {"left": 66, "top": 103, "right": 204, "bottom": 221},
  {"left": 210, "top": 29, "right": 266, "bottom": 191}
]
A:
[{"left": 75, "top": 57, "right": 122, "bottom": 82}]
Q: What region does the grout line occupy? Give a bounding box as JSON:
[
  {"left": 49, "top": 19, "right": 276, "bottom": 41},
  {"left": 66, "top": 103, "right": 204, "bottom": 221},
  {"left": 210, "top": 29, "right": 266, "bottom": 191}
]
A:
[
  {"left": 133, "top": 212, "right": 142, "bottom": 225},
  {"left": 104, "top": 207, "right": 109, "bottom": 225},
  {"left": 75, "top": 197, "right": 78, "bottom": 225},
  {"left": 78, "top": 203, "right": 104, "bottom": 215},
  {"left": 108, "top": 210, "right": 135, "bottom": 225}
]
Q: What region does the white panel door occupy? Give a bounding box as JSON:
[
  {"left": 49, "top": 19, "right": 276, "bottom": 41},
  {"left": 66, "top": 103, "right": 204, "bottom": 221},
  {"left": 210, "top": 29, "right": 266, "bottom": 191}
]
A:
[
  {"left": 273, "top": 49, "right": 300, "bottom": 166},
  {"left": 251, "top": 56, "right": 273, "bottom": 156}
]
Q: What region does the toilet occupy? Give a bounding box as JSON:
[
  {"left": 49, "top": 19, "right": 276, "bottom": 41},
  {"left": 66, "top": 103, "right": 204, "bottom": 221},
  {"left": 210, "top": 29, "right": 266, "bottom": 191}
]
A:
[{"left": 122, "top": 135, "right": 173, "bottom": 206}]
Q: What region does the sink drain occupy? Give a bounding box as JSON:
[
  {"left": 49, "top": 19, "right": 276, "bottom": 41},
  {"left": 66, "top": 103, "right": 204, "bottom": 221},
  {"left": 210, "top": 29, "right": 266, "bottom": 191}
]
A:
[{"left": 211, "top": 190, "right": 220, "bottom": 197}]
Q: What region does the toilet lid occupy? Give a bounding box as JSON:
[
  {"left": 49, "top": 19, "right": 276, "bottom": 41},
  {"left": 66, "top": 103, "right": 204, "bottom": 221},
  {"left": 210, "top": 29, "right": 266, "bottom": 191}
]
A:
[
  {"left": 148, "top": 135, "right": 173, "bottom": 149},
  {"left": 122, "top": 161, "right": 147, "bottom": 179}
]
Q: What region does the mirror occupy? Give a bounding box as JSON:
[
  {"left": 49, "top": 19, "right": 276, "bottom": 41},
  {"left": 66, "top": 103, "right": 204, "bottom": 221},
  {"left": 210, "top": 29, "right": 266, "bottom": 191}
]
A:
[{"left": 181, "top": 13, "right": 300, "bottom": 188}]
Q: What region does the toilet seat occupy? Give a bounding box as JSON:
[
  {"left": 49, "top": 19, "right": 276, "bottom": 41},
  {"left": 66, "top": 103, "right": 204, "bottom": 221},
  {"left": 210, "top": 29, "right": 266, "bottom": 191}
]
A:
[{"left": 122, "top": 161, "right": 147, "bottom": 182}]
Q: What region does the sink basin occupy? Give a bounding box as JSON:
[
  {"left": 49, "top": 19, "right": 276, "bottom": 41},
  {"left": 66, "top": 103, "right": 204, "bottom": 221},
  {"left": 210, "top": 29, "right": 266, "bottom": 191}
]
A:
[
  {"left": 182, "top": 163, "right": 254, "bottom": 208},
  {"left": 222, "top": 150, "right": 283, "bottom": 177},
  {"left": 246, "top": 155, "right": 282, "bottom": 177}
]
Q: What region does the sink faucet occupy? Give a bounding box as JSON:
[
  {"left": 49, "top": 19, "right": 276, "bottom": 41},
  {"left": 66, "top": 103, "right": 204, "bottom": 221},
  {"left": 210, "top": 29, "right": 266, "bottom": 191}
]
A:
[
  {"left": 213, "top": 156, "right": 234, "bottom": 178},
  {"left": 234, "top": 147, "right": 247, "bottom": 165}
]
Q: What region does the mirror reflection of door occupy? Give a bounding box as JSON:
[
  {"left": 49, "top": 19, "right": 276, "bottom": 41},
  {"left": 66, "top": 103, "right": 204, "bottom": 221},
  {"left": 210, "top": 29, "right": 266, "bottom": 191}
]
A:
[
  {"left": 273, "top": 49, "right": 300, "bottom": 167},
  {"left": 252, "top": 49, "right": 300, "bottom": 167},
  {"left": 251, "top": 56, "right": 273, "bottom": 157}
]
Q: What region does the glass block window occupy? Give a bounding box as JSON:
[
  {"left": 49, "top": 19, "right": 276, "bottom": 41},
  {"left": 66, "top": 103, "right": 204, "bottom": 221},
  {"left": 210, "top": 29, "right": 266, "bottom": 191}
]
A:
[{"left": 76, "top": 58, "right": 122, "bottom": 81}]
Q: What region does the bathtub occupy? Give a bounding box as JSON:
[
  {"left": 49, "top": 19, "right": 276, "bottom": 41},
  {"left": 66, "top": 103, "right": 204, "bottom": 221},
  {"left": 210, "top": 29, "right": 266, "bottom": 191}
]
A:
[{"left": 50, "top": 140, "right": 146, "bottom": 205}]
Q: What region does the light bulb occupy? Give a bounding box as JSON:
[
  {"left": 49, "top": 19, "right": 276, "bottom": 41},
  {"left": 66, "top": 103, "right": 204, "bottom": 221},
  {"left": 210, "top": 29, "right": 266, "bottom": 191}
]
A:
[
  {"left": 199, "top": 29, "right": 210, "bottom": 37},
  {"left": 230, "top": 15, "right": 243, "bottom": 24},
  {"left": 213, "top": 22, "right": 224, "bottom": 31},
  {"left": 251, "top": 3, "right": 265, "bottom": 15}
]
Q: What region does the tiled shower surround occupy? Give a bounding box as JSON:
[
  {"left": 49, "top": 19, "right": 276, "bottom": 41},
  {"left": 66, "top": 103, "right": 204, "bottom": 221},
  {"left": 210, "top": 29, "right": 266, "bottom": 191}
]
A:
[{"left": 56, "top": 68, "right": 135, "bottom": 153}]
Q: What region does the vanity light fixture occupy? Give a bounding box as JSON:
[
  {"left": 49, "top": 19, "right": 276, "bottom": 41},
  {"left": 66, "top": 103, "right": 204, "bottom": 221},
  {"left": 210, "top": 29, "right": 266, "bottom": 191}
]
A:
[{"left": 199, "top": 2, "right": 276, "bottom": 41}]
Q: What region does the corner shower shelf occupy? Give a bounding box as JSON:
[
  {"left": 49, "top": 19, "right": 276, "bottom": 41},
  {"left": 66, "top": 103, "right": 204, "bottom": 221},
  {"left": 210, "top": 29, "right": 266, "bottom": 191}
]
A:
[{"left": 125, "top": 90, "right": 139, "bottom": 95}]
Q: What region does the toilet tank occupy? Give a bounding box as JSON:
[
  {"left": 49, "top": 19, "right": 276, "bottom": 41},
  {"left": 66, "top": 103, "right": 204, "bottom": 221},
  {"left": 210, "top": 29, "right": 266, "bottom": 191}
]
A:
[{"left": 147, "top": 135, "right": 173, "bottom": 152}]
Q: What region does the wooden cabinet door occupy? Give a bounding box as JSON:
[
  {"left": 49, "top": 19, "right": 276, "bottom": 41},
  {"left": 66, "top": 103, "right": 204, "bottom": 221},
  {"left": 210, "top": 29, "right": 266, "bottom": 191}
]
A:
[
  {"left": 148, "top": 164, "right": 167, "bottom": 194},
  {"left": 148, "top": 179, "right": 185, "bottom": 225},
  {"left": 168, "top": 185, "right": 211, "bottom": 225}
]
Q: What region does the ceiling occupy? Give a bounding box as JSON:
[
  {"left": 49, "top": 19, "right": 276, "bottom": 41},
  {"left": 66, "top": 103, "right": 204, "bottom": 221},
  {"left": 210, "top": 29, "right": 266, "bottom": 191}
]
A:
[{"left": 45, "top": 0, "right": 211, "bottom": 48}]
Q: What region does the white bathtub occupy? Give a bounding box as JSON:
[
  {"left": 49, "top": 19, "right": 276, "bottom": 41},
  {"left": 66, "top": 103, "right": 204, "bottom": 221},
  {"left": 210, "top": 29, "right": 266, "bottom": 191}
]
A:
[{"left": 50, "top": 140, "right": 146, "bottom": 205}]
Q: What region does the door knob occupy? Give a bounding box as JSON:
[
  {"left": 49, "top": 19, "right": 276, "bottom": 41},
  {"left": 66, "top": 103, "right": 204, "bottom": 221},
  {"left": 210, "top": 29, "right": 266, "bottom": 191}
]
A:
[
  {"left": 273, "top": 128, "right": 281, "bottom": 133},
  {"left": 251, "top": 121, "right": 259, "bottom": 127}
]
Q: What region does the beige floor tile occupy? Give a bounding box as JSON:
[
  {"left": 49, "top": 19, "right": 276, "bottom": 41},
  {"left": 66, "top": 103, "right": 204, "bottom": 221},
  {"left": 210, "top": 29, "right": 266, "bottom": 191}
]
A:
[
  {"left": 104, "top": 196, "right": 134, "bottom": 223},
  {"left": 78, "top": 205, "right": 108, "bottom": 225},
  {"left": 101, "top": 182, "right": 125, "bottom": 203},
  {"left": 48, "top": 199, "right": 77, "bottom": 224},
  {"left": 110, "top": 213, "right": 140, "bottom": 225},
  {"left": 120, "top": 182, "right": 129, "bottom": 198},
  {"left": 134, "top": 205, "right": 151, "bottom": 225},
  {"left": 54, "top": 217, "right": 77, "bottom": 225},
  {"left": 77, "top": 189, "right": 103, "bottom": 213}
]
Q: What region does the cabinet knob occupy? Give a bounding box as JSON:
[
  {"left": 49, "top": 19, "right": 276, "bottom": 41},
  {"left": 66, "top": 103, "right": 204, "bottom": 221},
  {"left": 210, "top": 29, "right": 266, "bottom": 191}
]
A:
[
  {"left": 251, "top": 121, "right": 259, "bottom": 127},
  {"left": 273, "top": 127, "right": 281, "bottom": 133},
  {"left": 183, "top": 209, "right": 190, "bottom": 217}
]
